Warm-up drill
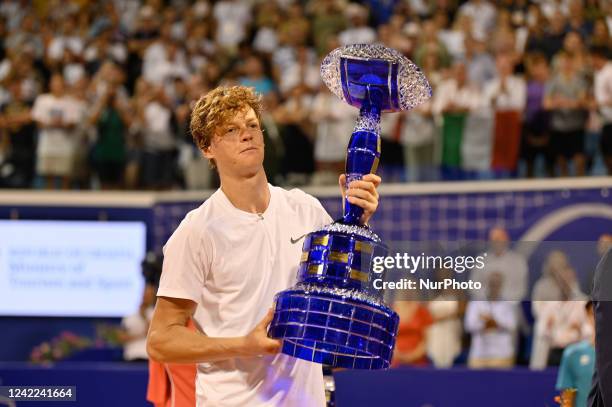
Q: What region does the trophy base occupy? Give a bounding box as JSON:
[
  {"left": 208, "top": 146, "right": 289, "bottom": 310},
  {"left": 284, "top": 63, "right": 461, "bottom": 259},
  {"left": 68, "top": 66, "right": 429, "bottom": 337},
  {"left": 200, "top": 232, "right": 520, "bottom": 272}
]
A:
[{"left": 269, "top": 285, "right": 399, "bottom": 369}]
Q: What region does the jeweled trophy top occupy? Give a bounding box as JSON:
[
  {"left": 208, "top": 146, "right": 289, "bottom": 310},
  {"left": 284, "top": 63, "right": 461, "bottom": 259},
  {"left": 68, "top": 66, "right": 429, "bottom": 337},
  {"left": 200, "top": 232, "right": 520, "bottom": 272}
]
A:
[{"left": 320, "top": 44, "right": 432, "bottom": 113}]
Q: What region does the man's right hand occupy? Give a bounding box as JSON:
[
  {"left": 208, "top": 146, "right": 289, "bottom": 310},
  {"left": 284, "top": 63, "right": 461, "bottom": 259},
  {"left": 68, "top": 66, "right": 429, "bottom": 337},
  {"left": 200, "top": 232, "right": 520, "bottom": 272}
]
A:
[{"left": 242, "top": 308, "right": 282, "bottom": 357}]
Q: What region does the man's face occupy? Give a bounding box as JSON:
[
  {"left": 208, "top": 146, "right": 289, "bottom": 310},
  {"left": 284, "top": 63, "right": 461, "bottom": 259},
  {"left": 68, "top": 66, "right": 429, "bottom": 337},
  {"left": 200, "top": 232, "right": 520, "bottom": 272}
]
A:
[
  {"left": 489, "top": 227, "right": 509, "bottom": 254},
  {"left": 204, "top": 106, "right": 265, "bottom": 177},
  {"left": 50, "top": 75, "right": 64, "bottom": 96}
]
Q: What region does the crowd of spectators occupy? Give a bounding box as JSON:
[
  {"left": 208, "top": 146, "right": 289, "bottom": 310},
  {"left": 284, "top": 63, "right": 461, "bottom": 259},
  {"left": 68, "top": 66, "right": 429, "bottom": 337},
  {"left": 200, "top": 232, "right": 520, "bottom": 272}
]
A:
[
  {"left": 392, "top": 231, "right": 612, "bottom": 374},
  {"left": 0, "top": 0, "right": 610, "bottom": 190}
]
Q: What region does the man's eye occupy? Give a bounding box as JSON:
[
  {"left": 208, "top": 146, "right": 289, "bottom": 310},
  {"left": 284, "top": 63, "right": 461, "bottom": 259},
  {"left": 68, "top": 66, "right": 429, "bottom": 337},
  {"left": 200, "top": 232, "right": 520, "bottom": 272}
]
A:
[
  {"left": 249, "top": 124, "right": 260, "bottom": 130},
  {"left": 226, "top": 128, "right": 237, "bottom": 135}
]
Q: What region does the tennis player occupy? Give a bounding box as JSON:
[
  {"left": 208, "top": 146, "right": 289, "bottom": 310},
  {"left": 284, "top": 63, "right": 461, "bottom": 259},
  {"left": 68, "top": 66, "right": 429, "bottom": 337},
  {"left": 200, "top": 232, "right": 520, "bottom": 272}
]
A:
[{"left": 147, "top": 86, "right": 381, "bottom": 406}]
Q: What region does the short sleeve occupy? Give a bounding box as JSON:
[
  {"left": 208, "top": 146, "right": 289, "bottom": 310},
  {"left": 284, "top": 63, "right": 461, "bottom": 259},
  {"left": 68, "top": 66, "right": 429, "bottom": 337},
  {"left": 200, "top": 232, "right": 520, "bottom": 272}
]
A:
[
  {"left": 31, "top": 96, "right": 47, "bottom": 123},
  {"left": 544, "top": 80, "right": 556, "bottom": 98},
  {"left": 313, "top": 198, "right": 333, "bottom": 229},
  {"left": 418, "top": 306, "right": 434, "bottom": 328},
  {"left": 157, "top": 216, "right": 209, "bottom": 304},
  {"left": 556, "top": 348, "right": 574, "bottom": 390}
]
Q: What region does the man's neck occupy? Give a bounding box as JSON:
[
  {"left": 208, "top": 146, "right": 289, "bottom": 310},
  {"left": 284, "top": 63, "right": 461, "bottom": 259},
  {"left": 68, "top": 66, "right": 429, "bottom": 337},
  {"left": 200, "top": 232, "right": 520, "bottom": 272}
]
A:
[{"left": 220, "top": 169, "right": 270, "bottom": 214}]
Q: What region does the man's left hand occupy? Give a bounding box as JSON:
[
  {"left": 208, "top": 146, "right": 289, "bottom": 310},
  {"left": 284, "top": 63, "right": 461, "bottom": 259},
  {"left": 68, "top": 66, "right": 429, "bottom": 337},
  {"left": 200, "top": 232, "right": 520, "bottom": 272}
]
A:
[{"left": 339, "top": 173, "right": 381, "bottom": 226}]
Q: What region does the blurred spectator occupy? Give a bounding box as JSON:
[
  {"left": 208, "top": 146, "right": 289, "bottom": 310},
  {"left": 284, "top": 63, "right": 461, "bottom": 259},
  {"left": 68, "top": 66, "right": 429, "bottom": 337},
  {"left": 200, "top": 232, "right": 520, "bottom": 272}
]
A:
[
  {"left": 591, "top": 46, "right": 612, "bottom": 175},
  {"left": 213, "top": 0, "right": 252, "bottom": 51},
  {"left": 457, "top": 0, "right": 497, "bottom": 38},
  {"left": 401, "top": 96, "right": 437, "bottom": 182},
  {"left": 432, "top": 61, "right": 482, "bottom": 177},
  {"left": 555, "top": 301, "right": 595, "bottom": 407},
  {"left": 310, "top": 86, "right": 356, "bottom": 185},
  {"left": 471, "top": 227, "right": 528, "bottom": 301},
  {"left": 339, "top": 4, "right": 376, "bottom": 46},
  {"left": 377, "top": 18, "right": 413, "bottom": 57},
  {"left": 0, "top": 79, "right": 35, "bottom": 188},
  {"left": 484, "top": 54, "right": 526, "bottom": 112},
  {"left": 392, "top": 297, "right": 433, "bottom": 367},
  {"left": 139, "top": 84, "right": 177, "bottom": 190},
  {"left": 427, "top": 268, "right": 466, "bottom": 368},
  {"left": 544, "top": 51, "right": 589, "bottom": 176},
  {"left": 415, "top": 19, "right": 452, "bottom": 72},
  {"left": 252, "top": 3, "right": 281, "bottom": 55},
  {"left": 31, "top": 73, "right": 80, "bottom": 189},
  {"left": 464, "top": 34, "right": 496, "bottom": 91},
  {"left": 541, "top": 12, "right": 568, "bottom": 60},
  {"left": 143, "top": 25, "right": 189, "bottom": 85},
  {"left": 465, "top": 273, "right": 518, "bottom": 369},
  {"left": 561, "top": 31, "right": 589, "bottom": 77},
  {"left": 524, "top": 4, "right": 554, "bottom": 59},
  {"left": 521, "top": 53, "right": 553, "bottom": 177},
  {"left": 437, "top": 11, "right": 471, "bottom": 61},
  {"left": 273, "top": 85, "right": 315, "bottom": 184},
  {"left": 309, "top": 0, "right": 346, "bottom": 56},
  {"left": 534, "top": 295, "right": 589, "bottom": 368},
  {"left": 590, "top": 18, "right": 610, "bottom": 48},
  {"left": 533, "top": 251, "right": 587, "bottom": 305},
  {"left": 484, "top": 53, "right": 526, "bottom": 173},
  {"left": 566, "top": 0, "right": 591, "bottom": 38},
  {"left": 239, "top": 55, "right": 275, "bottom": 96},
  {"left": 88, "top": 83, "right": 131, "bottom": 189},
  {"left": 121, "top": 252, "right": 162, "bottom": 362},
  {"left": 531, "top": 251, "right": 588, "bottom": 369}
]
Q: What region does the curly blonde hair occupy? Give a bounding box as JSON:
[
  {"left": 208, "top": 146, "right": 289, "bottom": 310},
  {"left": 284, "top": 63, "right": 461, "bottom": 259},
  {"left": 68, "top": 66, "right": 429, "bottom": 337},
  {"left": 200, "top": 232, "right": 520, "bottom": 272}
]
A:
[{"left": 190, "top": 86, "right": 263, "bottom": 165}]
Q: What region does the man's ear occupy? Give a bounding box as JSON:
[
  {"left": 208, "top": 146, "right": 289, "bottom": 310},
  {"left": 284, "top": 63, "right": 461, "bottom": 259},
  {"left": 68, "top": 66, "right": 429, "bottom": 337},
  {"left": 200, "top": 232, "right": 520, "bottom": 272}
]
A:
[{"left": 202, "top": 146, "right": 214, "bottom": 160}]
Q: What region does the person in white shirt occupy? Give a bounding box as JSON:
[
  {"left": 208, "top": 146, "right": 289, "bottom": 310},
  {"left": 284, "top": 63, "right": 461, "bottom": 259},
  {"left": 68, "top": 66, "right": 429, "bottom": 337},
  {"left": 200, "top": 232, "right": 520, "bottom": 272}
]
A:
[
  {"left": 212, "top": 0, "right": 252, "bottom": 50},
  {"left": 457, "top": 0, "right": 497, "bottom": 38},
  {"left": 31, "top": 73, "right": 81, "bottom": 189},
  {"left": 465, "top": 272, "right": 518, "bottom": 369},
  {"left": 483, "top": 53, "right": 527, "bottom": 113},
  {"left": 591, "top": 46, "right": 612, "bottom": 175},
  {"left": 338, "top": 4, "right": 376, "bottom": 46},
  {"left": 470, "top": 227, "right": 528, "bottom": 301},
  {"left": 147, "top": 86, "right": 381, "bottom": 407},
  {"left": 310, "top": 85, "right": 358, "bottom": 184},
  {"left": 530, "top": 252, "right": 587, "bottom": 369}
]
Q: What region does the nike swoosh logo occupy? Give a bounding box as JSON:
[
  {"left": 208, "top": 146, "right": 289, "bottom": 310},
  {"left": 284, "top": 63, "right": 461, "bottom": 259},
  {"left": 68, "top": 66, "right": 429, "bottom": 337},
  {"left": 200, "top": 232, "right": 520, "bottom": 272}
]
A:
[{"left": 290, "top": 234, "right": 307, "bottom": 244}]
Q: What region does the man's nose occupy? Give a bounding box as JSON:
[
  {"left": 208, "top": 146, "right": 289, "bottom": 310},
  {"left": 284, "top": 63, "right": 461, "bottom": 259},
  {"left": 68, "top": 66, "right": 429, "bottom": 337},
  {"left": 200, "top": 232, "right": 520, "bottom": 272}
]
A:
[{"left": 240, "top": 128, "right": 254, "bottom": 142}]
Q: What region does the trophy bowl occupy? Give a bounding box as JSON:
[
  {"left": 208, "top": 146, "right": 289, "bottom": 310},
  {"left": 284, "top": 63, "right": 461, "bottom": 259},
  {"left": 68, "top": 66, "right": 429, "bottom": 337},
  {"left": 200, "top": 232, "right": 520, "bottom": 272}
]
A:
[{"left": 268, "top": 44, "right": 432, "bottom": 369}]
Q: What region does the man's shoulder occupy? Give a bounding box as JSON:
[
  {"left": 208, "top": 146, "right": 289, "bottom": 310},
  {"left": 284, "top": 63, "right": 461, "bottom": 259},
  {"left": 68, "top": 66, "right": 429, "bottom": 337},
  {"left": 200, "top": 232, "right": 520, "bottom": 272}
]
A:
[
  {"left": 563, "top": 341, "right": 593, "bottom": 359},
  {"left": 34, "top": 93, "right": 54, "bottom": 106},
  {"left": 601, "top": 63, "right": 612, "bottom": 76},
  {"left": 175, "top": 191, "right": 228, "bottom": 232},
  {"left": 273, "top": 185, "right": 324, "bottom": 210}
]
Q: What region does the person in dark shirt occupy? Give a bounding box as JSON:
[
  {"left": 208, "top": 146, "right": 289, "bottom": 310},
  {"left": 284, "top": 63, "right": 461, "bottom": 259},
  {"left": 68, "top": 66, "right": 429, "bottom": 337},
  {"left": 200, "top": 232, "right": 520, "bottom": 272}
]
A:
[
  {"left": 0, "top": 80, "right": 36, "bottom": 188},
  {"left": 588, "top": 247, "right": 612, "bottom": 406}
]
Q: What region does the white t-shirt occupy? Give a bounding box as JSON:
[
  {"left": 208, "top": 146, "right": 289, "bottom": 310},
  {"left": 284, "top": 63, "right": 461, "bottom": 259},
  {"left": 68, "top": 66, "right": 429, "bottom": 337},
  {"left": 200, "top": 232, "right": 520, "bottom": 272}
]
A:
[
  {"left": 31, "top": 94, "right": 82, "bottom": 157},
  {"left": 122, "top": 307, "right": 154, "bottom": 361},
  {"left": 311, "top": 92, "right": 357, "bottom": 162},
  {"left": 594, "top": 62, "right": 612, "bottom": 124},
  {"left": 465, "top": 301, "right": 518, "bottom": 360},
  {"left": 482, "top": 75, "right": 527, "bottom": 112},
  {"left": 470, "top": 250, "right": 529, "bottom": 301},
  {"left": 213, "top": 1, "right": 251, "bottom": 48},
  {"left": 157, "top": 184, "right": 332, "bottom": 407}
]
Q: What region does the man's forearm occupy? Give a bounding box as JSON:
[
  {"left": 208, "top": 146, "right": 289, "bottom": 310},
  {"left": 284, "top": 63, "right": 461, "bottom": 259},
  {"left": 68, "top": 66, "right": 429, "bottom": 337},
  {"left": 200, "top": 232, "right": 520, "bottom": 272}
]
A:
[{"left": 147, "top": 324, "right": 250, "bottom": 364}]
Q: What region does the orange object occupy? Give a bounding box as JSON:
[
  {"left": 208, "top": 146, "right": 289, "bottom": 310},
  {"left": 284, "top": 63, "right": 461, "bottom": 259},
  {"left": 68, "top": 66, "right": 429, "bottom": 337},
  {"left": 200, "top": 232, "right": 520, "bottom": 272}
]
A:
[
  {"left": 392, "top": 304, "right": 433, "bottom": 367},
  {"left": 146, "top": 321, "right": 197, "bottom": 407},
  {"left": 491, "top": 110, "right": 522, "bottom": 171}
]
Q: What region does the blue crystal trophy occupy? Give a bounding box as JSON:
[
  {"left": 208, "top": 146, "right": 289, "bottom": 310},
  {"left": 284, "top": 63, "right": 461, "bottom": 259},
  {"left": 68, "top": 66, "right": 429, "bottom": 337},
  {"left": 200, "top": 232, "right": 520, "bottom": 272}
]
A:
[{"left": 268, "top": 45, "right": 431, "bottom": 369}]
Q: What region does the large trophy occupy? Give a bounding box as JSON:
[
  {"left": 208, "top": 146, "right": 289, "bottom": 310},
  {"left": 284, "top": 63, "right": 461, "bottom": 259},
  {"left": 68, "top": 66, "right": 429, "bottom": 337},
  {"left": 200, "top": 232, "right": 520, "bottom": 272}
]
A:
[{"left": 268, "top": 44, "right": 431, "bottom": 369}]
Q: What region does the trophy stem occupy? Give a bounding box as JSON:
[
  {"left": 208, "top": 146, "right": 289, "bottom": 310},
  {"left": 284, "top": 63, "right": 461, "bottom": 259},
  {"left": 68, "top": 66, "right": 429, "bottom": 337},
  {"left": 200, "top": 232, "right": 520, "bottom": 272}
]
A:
[{"left": 342, "top": 104, "right": 382, "bottom": 225}]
